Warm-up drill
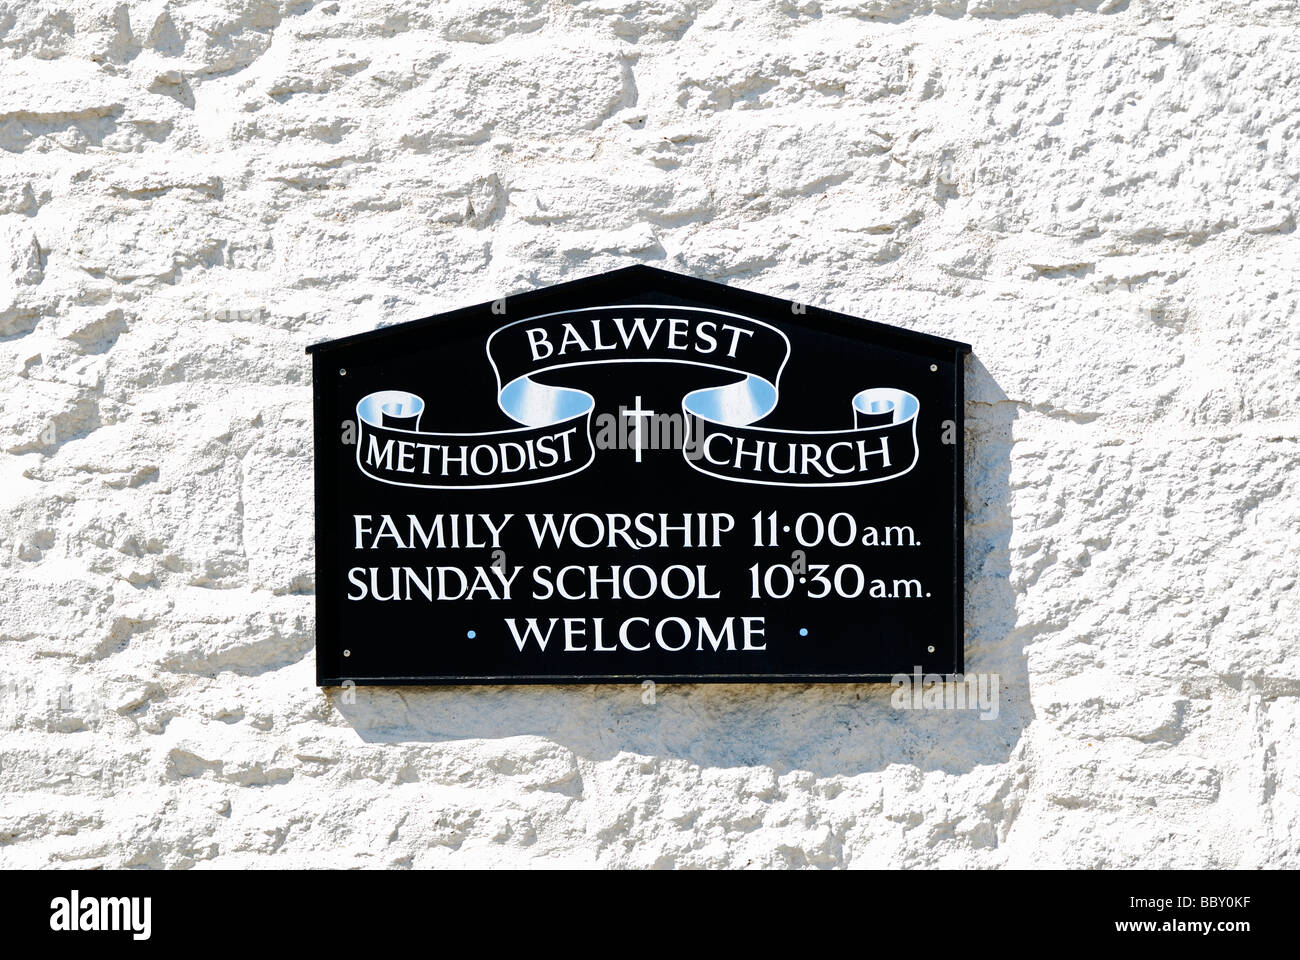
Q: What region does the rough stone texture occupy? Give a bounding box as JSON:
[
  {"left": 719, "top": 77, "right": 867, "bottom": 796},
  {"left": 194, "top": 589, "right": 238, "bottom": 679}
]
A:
[{"left": 1, "top": 0, "right": 1297, "bottom": 869}]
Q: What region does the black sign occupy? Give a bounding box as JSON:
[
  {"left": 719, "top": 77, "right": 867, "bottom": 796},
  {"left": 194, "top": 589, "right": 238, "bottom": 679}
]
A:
[{"left": 308, "top": 266, "right": 970, "bottom": 684}]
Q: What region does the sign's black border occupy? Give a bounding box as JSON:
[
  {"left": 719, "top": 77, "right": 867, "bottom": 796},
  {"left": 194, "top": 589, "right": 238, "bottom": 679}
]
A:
[{"left": 308, "top": 265, "right": 971, "bottom": 686}]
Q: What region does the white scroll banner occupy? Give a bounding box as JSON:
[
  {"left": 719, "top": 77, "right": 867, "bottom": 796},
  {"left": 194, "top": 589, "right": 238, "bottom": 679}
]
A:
[{"left": 354, "top": 306, "right": 920, "bottom": 489}]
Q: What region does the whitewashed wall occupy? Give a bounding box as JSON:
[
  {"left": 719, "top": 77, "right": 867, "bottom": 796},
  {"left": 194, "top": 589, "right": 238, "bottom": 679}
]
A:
[{"left": 0, "top": 0, "right": 1296, "bottom": 868}]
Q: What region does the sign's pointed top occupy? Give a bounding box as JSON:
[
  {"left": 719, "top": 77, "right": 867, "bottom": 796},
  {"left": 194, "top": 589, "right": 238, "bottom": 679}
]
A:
[{"left": 305, "top": 265, "right": 972, "bottom": 358}]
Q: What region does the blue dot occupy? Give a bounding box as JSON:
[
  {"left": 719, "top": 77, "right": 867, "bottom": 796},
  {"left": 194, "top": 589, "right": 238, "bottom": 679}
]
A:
[
  {"left": 799, "top": 628, "right": 808, "bottom": 637},
  {"left": 466, "top": 630, "right": 476, "bottom": 639}
]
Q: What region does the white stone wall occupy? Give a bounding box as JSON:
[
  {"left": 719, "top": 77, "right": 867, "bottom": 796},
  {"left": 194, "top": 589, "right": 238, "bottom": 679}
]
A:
[{"left": 1, "top": 0, "right": 1296, "bottom": 869}]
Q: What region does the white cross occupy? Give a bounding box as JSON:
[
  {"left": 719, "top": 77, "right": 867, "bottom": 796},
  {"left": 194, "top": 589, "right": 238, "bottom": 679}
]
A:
[{"left": 622, "top": 395, "right": 656, "bottom": 463}]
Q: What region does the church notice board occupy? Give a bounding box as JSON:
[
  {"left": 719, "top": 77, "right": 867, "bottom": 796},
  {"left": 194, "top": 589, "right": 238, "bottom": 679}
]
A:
[{"left": 307, "top": 266, "right": 970, "bottom": 685}]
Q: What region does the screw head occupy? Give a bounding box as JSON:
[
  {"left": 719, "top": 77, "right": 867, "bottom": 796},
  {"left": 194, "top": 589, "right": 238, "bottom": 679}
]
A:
[
  {"left": 929, "top": 364, "right": 938, "bottom": 372},
  {"left": 343, "top": 649, "right": 351, "bottom": 657},
  {"left": 927, "top": 645, "right": 935, "bottom": 653},
  {"left": 339, "top": 368, "right": 347, "bottom": 376}
]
